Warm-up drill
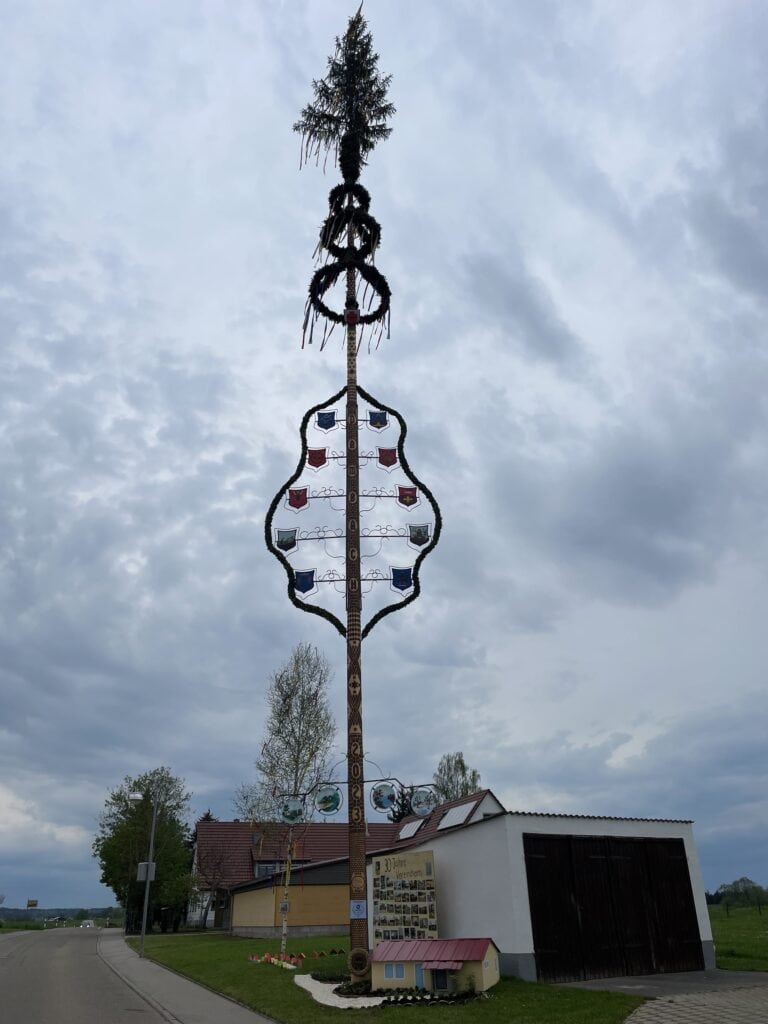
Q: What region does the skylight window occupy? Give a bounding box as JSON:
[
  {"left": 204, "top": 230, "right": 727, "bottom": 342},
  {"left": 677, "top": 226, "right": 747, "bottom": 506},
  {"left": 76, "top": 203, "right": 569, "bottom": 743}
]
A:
[
  {"left": 398, "top": 819, "right": 424, "bottom": 840},
  {"left": 437, "top": 804, "right": 473, "bottom": 831}
]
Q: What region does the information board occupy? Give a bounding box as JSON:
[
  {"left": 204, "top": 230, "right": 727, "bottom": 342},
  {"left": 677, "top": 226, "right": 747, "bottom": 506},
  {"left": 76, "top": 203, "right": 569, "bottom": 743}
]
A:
[{"left": 371, "top": 849, "right": 437, "bottom": 945}]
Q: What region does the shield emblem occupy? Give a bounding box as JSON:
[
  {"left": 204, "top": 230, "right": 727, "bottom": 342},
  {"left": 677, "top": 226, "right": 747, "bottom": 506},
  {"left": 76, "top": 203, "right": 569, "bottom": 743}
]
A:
[
  {"left": 294, "top": 569, "right": 316, "bottom": 594},
  {"left": 369, "top": 410, "right": 388, "bottom": 429},
  {"left": 397, "top": 486, "right": 418, "bottom": 508},
  {"left": 288, "top": 487, "right": 308, "bottom": 510},
  {"left": 391, "top": 567, "right": 414, "bottom": 592},
  {"left": 378, "top": 447, "right": 398, "bottom": 468},
  {"left": 307, "top": 448, "right": 328, "bottom": 469},
  {"left": 276, "top": 528, "right": 298, "bottom": 553},
  {"left": 316, "top": 411, "right": 336, "bottom": 431},
  {"left": 408, "top": 524, "right": 430, "bottom": 548}
]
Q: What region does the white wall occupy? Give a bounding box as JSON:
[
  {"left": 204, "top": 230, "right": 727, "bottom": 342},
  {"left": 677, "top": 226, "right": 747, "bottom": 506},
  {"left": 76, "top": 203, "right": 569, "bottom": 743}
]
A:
[
  {"left": 367, "top": 811, "right": 712, "bottom": 974},
  {"left": 367, "top": 815, "right": 518, "bottom": 951}
]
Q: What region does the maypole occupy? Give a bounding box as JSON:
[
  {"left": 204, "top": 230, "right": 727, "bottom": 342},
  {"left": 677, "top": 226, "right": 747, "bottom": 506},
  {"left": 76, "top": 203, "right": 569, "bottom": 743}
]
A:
[{"left": 265, "top": 10, "right": 441, "bottom": 979}]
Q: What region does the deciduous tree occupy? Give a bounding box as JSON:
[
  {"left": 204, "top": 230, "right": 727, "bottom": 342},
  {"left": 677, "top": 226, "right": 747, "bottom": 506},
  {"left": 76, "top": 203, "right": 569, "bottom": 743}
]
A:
[
  {"left": 717, "top": 877, "right": 767, "bottom": 913},
  {"left": 93, "top": 767, "right": 192, "bottom": 934},
  {"left": 234, "top": 643, "right": 336, "bottom": 821},
  {"left": 432, "top": 752, "right": 482, "bottom": 802}
]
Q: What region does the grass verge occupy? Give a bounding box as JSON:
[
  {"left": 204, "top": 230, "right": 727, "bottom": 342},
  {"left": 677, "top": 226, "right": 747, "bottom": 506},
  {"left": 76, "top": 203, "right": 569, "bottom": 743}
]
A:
[
  {"left": 710, "top": 905, "right": 768, "bottom": 971},
  {"left": 130, "top": 933, "right": 644, "bottom": 1024}
]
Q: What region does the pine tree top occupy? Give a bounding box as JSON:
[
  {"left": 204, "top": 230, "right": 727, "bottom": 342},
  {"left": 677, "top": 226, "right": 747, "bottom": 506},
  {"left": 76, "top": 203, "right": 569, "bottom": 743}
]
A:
[{"left": 294, "top": 8, "right": 395, "bottom": 182}]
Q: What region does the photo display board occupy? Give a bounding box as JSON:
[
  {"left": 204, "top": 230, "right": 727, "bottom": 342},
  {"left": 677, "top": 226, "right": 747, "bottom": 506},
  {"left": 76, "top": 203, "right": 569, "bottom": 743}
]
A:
[{"left": 372, "top": 849, "right": 438, "bottom": 945}]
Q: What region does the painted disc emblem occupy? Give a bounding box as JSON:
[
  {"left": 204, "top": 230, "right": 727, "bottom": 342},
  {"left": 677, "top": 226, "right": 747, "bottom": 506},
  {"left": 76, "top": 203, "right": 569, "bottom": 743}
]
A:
[{"left": 370, "top": 782, "right": 397, "bottom": 812}]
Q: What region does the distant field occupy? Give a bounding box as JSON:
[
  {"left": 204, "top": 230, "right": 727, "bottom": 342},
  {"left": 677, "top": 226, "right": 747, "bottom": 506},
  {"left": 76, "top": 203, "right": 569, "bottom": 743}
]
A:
[{"left": 709, "top": 904, "right": 768, "bottom": 971}]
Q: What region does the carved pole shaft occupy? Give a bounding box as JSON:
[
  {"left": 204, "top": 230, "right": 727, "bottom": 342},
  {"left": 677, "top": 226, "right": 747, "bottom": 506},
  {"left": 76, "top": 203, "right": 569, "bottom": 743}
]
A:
[{"left": 345, "top": 232, "right": 368, "bottom": 967}]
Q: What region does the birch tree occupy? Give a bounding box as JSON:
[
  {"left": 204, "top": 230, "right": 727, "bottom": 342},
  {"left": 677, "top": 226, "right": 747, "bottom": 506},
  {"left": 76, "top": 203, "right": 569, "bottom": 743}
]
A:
[
  {"left": 432, "top": 751, "right": 482, "bottom": 802},
  {"left": 235, "top": 643, "right": 336, "bottom": 820}
]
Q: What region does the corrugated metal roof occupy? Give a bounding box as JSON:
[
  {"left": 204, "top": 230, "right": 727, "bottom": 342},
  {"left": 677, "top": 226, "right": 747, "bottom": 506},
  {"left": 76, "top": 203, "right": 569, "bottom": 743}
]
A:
[
  {"left": 422, "top": 960, "right": 462, "bottom": 970},
  {"left": 507, "top": 811, "right": 693, "bottom": 824},
  {"left": 372, "top": 938, "right": 495, "bottom": 964}
]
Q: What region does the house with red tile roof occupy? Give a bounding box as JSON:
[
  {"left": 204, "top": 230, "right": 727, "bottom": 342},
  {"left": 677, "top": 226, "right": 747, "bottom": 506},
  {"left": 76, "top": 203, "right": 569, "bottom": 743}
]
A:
[{"left": 189, "top": 816, "right": 404, "bottom": 928}]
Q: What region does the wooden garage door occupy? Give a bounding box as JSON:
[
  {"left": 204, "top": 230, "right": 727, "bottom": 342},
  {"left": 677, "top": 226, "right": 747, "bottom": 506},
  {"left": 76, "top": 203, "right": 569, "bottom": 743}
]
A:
[{"left": 524, "top": 834, "right": 704, "bottom": 982}]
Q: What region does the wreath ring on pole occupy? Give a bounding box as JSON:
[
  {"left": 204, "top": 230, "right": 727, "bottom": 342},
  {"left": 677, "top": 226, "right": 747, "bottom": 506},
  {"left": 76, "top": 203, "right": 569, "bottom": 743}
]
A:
[
  {"left": 320, "top": 208, "right": 381, "bottom": 260},
  {"left": 309, "top": 260, "right": 391, "bottom": 325}
]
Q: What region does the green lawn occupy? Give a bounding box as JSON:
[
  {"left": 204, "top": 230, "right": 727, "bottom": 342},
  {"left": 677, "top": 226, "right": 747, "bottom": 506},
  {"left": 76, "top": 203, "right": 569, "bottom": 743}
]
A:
[
  {"left": 710, "top": 904, "right": 768, "bottom": 971},
  {"left": 131, "top": 933, "right": 643, "bottom": 1024}
]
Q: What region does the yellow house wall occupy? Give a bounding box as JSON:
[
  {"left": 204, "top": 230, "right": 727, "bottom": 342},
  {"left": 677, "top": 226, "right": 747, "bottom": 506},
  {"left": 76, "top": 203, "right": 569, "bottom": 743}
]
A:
[
  {"left": 371, "top": 963, "right": 418, "bottom": 989},
  {"left": 232, "top": 883, "right": 349, "bottom": 928},
  {"left": 453, "top": 951, "right": 500, "bottom": 991},
  {"left": 279, "top": 884, "right": 348, "bottom": 926},
  {"left": 232, "top": 887, "right": 275, "bottom": 928}
]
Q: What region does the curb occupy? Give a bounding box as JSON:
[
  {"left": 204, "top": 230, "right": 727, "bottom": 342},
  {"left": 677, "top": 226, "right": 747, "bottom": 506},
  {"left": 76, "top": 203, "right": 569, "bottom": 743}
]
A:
[
  {"left": 98, "top": 933, "right": 279, "bottom": 1024},
  {"left": 97, "top": 933, "right": 184, "bottom": 1024}
]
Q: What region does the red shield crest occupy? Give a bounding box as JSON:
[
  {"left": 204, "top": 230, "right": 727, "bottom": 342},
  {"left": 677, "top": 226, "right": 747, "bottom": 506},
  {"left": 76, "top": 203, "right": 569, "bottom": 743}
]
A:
[
  {"left": 307, "top": 448, "right": 328, "bottom": 469},
  {"left": 397, "top": 486, "right": 418, "bottom": 508},
  {"left": 288, "top": 487, "right": 309, "bottom": 509},
  {"left": 378, "top": 447, "right": 398, "bottom": 468}
]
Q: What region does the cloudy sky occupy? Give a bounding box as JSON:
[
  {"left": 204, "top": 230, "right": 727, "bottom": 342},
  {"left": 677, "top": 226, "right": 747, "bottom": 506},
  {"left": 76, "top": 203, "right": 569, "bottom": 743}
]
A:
[{"left": 2, "top": 0, "right": 767, "bottom": 908}]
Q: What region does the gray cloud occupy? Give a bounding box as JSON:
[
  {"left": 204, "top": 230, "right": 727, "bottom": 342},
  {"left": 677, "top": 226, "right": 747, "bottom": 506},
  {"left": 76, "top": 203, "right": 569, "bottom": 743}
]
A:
[
  {"left": 462, "top": 250, "right": 584, "bottom": 367},
  {"left": 0, "top": 0, "right": 767, "bottom": 907}
]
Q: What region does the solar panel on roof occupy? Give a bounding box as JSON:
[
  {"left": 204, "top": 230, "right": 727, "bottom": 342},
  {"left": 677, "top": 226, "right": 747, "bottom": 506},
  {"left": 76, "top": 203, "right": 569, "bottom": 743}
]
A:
[
  {"left": 437, "top": 804, "right": 473, "bottom": 831},
  {"left": 398, "top": 819, "right": 424, "bottom": 840}
]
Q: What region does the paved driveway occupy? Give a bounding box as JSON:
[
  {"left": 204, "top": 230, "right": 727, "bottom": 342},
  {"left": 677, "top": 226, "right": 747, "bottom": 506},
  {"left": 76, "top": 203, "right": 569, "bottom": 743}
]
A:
[
  {"left": 627, "top": 986, "right": 768, "bottom": 1023},
  {"left": 563, "top": 969, "right": 768, "bottom": 1023}
]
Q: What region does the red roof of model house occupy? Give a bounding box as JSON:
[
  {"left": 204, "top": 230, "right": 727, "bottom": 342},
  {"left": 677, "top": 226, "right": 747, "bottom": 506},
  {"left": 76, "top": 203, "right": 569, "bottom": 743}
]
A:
[{"left": 372, "top": 937, "right": 497, "bottom": 969}]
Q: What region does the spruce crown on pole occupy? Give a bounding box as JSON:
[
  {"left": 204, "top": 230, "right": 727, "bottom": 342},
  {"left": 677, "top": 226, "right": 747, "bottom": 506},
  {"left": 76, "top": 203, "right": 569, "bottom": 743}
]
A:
[{"left": 293, "top": 6, "right": 395, "bottom": 183}]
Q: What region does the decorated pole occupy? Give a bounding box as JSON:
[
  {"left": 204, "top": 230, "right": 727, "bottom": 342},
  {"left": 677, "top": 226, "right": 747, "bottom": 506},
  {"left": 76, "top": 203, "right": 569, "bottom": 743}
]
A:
[
  {"left": 265, "top": 10, "right": 441, "bottom": 978},
  {"left": 344, "top": 238, "right": 369, "bottom": 963}
]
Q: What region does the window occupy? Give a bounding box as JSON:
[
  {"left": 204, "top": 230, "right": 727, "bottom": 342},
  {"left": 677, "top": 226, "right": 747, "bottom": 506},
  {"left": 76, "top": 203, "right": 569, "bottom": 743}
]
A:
[
  {"left": 437, "top": 804, "right": 472, "bottom": 830},
  {"left": 384, "top": 963, "right": 405, "bottom": 979},
  {"left": 397, "top": 820, "right": 424, "bottom": 840}
]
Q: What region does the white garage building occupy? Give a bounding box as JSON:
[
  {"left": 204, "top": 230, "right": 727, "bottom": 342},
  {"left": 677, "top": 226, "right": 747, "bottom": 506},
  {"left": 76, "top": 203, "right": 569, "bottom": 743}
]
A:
[{"left": 366, "top": 792, "right": 713, "bottom": 982}]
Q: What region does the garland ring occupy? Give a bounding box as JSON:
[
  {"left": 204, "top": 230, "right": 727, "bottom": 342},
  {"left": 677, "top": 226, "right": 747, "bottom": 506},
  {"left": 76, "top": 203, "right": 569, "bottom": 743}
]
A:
[{"left": 309, "top": 260, "right": 390, "bottom": 325}]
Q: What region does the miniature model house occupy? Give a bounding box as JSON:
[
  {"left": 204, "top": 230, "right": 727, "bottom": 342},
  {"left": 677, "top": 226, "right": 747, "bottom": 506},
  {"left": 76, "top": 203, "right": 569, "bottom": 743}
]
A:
[{"left": 371, "top": 938, "right": 500, "bottom": 993}]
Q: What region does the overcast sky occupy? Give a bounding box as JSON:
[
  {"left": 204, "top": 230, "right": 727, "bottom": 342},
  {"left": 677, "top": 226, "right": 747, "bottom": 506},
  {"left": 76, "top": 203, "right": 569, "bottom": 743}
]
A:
[{"left": 2, "top": 0, "right": 767, "bottom": 909}]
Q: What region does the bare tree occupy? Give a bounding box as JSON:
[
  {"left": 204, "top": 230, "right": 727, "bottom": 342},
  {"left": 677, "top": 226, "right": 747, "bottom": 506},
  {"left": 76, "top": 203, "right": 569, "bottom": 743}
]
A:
[
  {"left": 432, "top": 752, "right": 482, "bottom": 802},
  {"left": 192, "top": 834, "right": 228, "bottom": 930},
  {"left": 235, "top": 643, "right": 336, "bottom": 821}
]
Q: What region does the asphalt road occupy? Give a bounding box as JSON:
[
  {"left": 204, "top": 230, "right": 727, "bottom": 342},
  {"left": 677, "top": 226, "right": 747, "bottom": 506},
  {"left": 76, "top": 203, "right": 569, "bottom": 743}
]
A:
[{"left": 0, "top": 927, "right": 166, "bottom": 1024}]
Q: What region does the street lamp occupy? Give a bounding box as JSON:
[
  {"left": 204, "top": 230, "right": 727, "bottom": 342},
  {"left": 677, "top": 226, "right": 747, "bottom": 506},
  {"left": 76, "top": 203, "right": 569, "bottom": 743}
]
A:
[{"left": 130, "top": 791, "right": 159, "bottom": 958}]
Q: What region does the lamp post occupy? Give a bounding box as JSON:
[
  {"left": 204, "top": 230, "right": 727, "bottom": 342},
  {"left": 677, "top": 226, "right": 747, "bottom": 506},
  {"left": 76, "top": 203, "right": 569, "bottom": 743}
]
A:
[{"left": 130, "top": 791, "right": 159, "bottom": 958}]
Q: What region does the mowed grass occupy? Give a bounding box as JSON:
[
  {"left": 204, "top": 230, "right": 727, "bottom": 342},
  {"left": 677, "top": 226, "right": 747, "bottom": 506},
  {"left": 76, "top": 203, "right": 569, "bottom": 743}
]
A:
[
  {"left": 710, "top": 905, "right": 768, "bottom": 971},
  {"left": 132, "top": 933, "right": 644, "bottom": 1024}
]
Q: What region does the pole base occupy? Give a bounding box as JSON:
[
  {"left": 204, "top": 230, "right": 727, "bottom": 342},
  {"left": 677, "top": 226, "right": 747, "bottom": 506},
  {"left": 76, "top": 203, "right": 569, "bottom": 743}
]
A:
[{"left": 348, "top": 947, "right": 370, "bottom": 979}]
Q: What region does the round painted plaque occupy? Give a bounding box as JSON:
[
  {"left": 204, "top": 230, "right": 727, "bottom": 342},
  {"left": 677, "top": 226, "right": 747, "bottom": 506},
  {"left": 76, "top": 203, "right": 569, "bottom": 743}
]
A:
[
  {"left": 410, "top": 787, "right": 438, "bottom": 818},
  {"left": 315, "top": 784, "right": 343, "bottom": 815},
  {"left": 370, "top": 782, "right": 396, "bottom": 813},
  {"left": 280, "top": 796, "right": 304, "bottom": 824}
]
